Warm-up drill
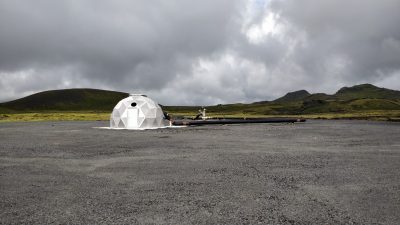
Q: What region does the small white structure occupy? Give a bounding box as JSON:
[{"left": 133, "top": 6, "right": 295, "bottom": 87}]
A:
[{"left": 110, "top": 94, "right": 169, "bottom": 129}]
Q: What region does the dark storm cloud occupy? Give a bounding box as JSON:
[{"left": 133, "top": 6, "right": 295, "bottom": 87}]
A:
[
  {"left": 0, "top": 0, "right": 399, "bottom": 104},
  {"left": 0, "top": 0, "right": 243, "bottom": 102}
]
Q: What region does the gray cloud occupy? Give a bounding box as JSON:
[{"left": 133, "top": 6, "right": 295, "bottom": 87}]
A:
[
  {"left": 0, "top": 0, "right": 399, "bottom": 105},
  {"left": 268, "top": 0, "right": 400, "bottom": 91}
]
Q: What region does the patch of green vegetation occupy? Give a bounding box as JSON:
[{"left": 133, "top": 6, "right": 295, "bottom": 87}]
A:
[
  {"left": 163, "top": 110, "right": 400, "bottom": 121},
  {"left": 348, "top": 99, "right": 400, "bottom": 110},
  {"left": 1, "top": 110, "right": 400, "bottom": 123},
  {"left": 0, "top": 112, "right": 110, "bottom": 122}
]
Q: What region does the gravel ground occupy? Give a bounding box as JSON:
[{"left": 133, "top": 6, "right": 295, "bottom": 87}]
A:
[{"left": 0, "top": 120, "right": 399, "bottom": 225}]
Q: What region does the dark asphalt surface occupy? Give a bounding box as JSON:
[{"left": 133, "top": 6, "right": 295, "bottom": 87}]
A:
[{"left": 0, "top": 120, "right": 399, "bottom": 224}]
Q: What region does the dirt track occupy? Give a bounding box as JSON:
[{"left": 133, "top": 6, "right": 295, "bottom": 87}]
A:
[{"left": 0, "top": 120, "right": 399, "bottom": 224}]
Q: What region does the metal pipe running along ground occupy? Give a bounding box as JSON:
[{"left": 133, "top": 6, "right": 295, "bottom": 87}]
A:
[{"left": 171, "top": 118, "right": 306, "bottom": 126}]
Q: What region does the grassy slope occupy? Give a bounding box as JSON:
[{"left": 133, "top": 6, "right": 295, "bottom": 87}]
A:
[
  {"left": 273, "top": 90, "right": 310, "bottom": 103},
  {"left": 334, "top": 84, "right": 400, "bottom": 100},
  {"left": 0, "top": 88, "right": 128, "bottom": 112},
  {"left": 1, "top": 84, "right": 400, "bottom": 122}
]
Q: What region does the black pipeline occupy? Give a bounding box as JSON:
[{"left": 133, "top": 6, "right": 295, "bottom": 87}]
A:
[{"left": 172, "top": 118, "right": 306, "bottom": 126}]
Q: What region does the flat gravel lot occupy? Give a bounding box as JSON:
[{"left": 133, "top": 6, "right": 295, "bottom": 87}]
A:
[{"left": 0, "top": 120, "right": 399, "bottom": 224}]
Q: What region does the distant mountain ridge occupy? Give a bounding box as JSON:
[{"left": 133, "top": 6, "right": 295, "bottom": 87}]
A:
[
  {"left": 0, "top": 84, "right": 399, "bottom": 115},
  {"left": 272, "top": 84, "right": 400, "bottom": 103}
]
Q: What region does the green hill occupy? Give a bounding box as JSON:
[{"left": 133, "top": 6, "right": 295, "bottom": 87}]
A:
[
  {"left": 273, "top": 90, "right": 310, "bottom": 103},
  {"left": 0, "top": 88, "right": 128, "bottom": 112},
  {"left": 334, "top": 84, "right": 400, "bottom": 100},
  {"left": 1, "top": 84, "right": 400, "bottom": 119},
  {"left": 272, "top": 84, "right": 400, "bottom": 114}
]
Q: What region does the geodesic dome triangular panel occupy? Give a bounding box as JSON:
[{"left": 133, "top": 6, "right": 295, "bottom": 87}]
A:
[{"left": 110, "top": 94, "right": 168, "bottom": 129}]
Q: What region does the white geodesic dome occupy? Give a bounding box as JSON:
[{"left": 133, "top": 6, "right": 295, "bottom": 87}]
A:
[{"left": 110, "top": 94, "right": 169, "bottom": 129}]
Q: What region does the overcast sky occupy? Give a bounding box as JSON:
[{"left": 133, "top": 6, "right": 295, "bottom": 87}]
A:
[{"left": 0, "top": 0, "right": 399, "bottom": 105}]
